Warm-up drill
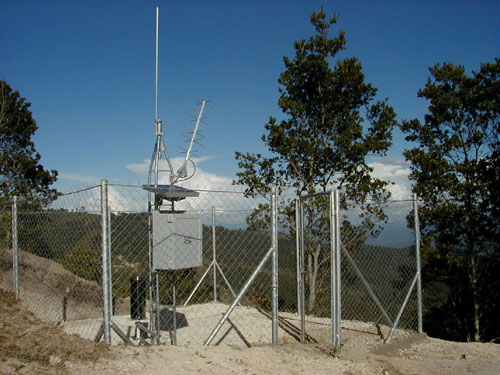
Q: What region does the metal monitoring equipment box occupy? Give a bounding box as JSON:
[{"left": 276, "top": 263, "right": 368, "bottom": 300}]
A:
[{"left": 152, "top": 211, "right": 202, "bottom": 270}]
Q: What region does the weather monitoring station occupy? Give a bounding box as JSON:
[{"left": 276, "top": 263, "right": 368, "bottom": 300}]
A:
[{"left": 139, "top": 6, "right": 207, "bottom": 344}]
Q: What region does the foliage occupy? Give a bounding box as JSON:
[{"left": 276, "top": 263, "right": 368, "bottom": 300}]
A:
[
  {"left": 0, "top": 209, "right": 12, "bottom": 249},
  {"left": 0, "top": 80, "right": 58, "bottom": 208},
  {"left": 63, "top": 240, "right": 101, "bottom": 284},
  {"left": 235, "top": 9, "right": 396, "bottom": 202},
  {"left": 234, "top": 8, "right": 397, "bottom": 312},
  {"left": 401, "top": 59, "right": 500, "bottom": 342}
]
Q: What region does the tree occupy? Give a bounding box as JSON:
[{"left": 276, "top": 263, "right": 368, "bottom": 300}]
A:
[
  {"left": 401, "top": 59, "right": 500, "bottom": 342},
  {"left": 0, "top": 80, "right": 58, "bottom": 207},
  {"left": 64, "top": 240, "right": 101, "bottom": 283},
  {"left": 234, "top": 9, "right": 397, "bottom": 312}
]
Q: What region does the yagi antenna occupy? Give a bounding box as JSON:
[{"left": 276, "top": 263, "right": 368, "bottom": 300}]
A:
[
  {"left": 147, "top": 6, "right": 207, "bottom": 188},
  {"left": 176, "top": 100, "right": 206, "bottom": 180}
]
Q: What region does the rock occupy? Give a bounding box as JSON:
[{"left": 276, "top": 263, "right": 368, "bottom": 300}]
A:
[{"left": 49, "top": 355, "right": 61, "bottom": 366}]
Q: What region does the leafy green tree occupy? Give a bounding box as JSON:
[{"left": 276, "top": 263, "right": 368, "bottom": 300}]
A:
[
  {"left": 63, "top": 237, "right": 101, "bottom": 283},
  {"left": 234, "top": 9, "right": 397, "bottom": 311},
  {"left": 0, "top": 80, "right": 58, "bottom": 207},
  {"left": 401, "top": 59, "right": 500, "bottom": 342}
]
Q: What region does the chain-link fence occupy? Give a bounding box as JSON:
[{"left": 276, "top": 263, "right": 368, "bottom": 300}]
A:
[
  {"left": 2, "top": 183, "right": 422, "bottom": 348},
  {"left": 14, "top": 187, "right": 103, "bottom": 340},
  {"left": 340, "top": 198, "right": 420, "bottom": 336},
  {"left": 297, "top": 191, "right": 422, "bottom": 346},
  {"left": 0, "top": 201, "right": 14, "bottom": 297},
  {"left": 4, "top": 183, "right": 284, "bottom": 346},
  {"left": 104, "top": 184, "right": 278, "bottom": 346}
]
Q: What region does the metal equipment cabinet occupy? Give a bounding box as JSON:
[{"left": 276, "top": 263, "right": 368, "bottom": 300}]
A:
[{"left": 152, "top": 211, "right": 202, "bottom": 270}]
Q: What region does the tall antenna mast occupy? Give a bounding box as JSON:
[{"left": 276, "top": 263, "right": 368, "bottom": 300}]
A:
[
  {"left": 147, "top": 6, "right": 208, "bottom": 189},
  {"left": 155, "top": 6, "right": 159, "bottom": 120},
  {"left": 148, "top": 6, "right": 173, "bottom": 188}
]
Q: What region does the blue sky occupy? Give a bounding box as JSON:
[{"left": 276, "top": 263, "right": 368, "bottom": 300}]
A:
[{"left": 1, "top": 0, "right": 499, "bottom": 198}]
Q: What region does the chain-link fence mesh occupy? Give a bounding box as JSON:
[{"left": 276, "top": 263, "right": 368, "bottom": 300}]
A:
[
  {"left": 3, "top": 183, "right": 421, "bottom": 347},
  {"left": 298, "top": 193, "right": 419, "bottom": 344},
  {"left": 13, "top": 186, "right": 104, "bottom": 341},
  {"left": 340, "top": 198, "right": 418, "bottom": 334},
  {"left": 297, "top": 193, "right": 336, "bottom": 345},
  {"left": 0, "top": 202, "right": 13, "bottom": 294},
  {"left": 104, "top": 185, "right": 276, "bottom": 346}
]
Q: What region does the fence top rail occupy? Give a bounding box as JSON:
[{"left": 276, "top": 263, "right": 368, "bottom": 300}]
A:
[
  {"left": 300, "top": 191, "right": 333, "bottom": 200},
  {"left": 58, "top": 185, "right": 100, "bottom": 196},
  {"left": 107, "top": 183, "right": 250, "bottom": 195}
]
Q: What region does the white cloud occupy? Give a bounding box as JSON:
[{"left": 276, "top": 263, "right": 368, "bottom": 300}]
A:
[
  {"left": 58, "top": 172, "right": 100, "bottom": 184},
  {"left": 125, "top": 156, "right": 233, "bottom": 188},
  {"left": 124, "top": 155, "right": 258, "bottom": 223},
  {"left": 51, "top": 158, "right": 260, "bottom": 229},
  {"left": 124, "top": 160, "right": 149, "bottom": 176},
  {"left": 368, "top": 157, "right": 413, "bottom": 200}
]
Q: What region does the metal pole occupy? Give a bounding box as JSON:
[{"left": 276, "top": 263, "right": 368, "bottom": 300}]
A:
[
  {"left": 205, "top": 246, "right": 274, "bottom": 346},
  {"left": 107, "top": 205, "right": 113, "bottom": 316},
  {"left": 173, "top": 278, "right": 177, "bottom": 345},
  {"left": 100, "top": 179, "right": 111, "bottom": 345},
  {"left": 271, "top": 186, "right": 279, "bottom": 345},
  {"left": 147, "top": 197, "right": 154, "bottom": 341},
  {"left": 333, "top": 189, "right": 342, "bottom": 347},
  {"left": 212, "top": 206, "right": 217, "bottom": 302},
  {"left": 155, "top": 271, "right": 161, "bottom": 344},
  {"left": 154, "top": 137, "right": 161, "bottom": 188},
  {"left": 386, "top": 272, "right": 419, "bottom": 343},
  {"left": 215, "top": 262, "right": 238, "bottom": 300},
  {"left": 341, "top": 242, "right": 393, "bottom": 326},
  {"left": 295, "top": 200, "right": 301, "bottom": 317},
  {"left": 12, "top": 196, "right": 19, "bottom": 300},
  {"left": 299, "top": 198, "right": 306, "bottom": 343},
  {"left": 155, "top": 6, "right": 159, "bottom": 121},
  {"left": 329, "top": 192, "right": 336, "bottom": 346},
  {"left": 414, "top": 193, "right": 423, "bottom": 333},
  {"left": 184, "top": 261, "right": 214, "bottom": 306}
]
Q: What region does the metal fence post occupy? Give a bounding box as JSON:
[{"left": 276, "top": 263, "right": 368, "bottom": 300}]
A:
[
  {"left": 414, "top": 193, "right": 423, "bottom": 333},
  {"left": 101, "top": 179, "right": 111, "bottom": 344},
  {"left": 12, "top": 196, "right": 19, "bottom": 300},
  {"left": 107, "top": 205, "right": 113, "bottom": 317},
  {"left": 212, "top": 206, "right": 217, "bottom": 302},
  {"left": 271, "top": 186, "right": 279, "bottom": 345},
  {"left": 330, "top": 189, "right": 341, "bottom": 347},
  {"left": 299, "top": 198, "right": 306, "bottom": 343},
  {"left": 295, "top": 199, "right": 301, "bottom": 318}
]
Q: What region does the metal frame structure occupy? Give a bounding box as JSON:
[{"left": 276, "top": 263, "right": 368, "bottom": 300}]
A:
[
  {"left": 385, "top": 193, "right": 423, "bottom": 342},
  {"left": 296, "top": 190, "right": 341, "bottom": 347},
  {"left": 12, "top": 196, "right": 19, "bottom": 300},
  {"left": 296, "top": 189, "right": 423, "bottom": 347},
  {"left": 96, "top": 179, "right": 132, "bottom": 345},
  {"left": 183, "top": 206, "right": 237, "bottom": 306},
  {"left": 143, "top": 6, "right": 208, "bottom": 345},
  {"left": 204, "top": 187, "right": 279, "bottom": 346},
  {"left": 7, "top": 184, "right": 422, "bottom": 348}
]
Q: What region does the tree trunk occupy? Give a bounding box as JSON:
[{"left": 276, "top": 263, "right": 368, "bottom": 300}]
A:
[
  {"left": 306, "top": 242, "right": 322, "bottom": 312},
  {"left": 470, "top": 255, "right": 481, "bottom": 342}
]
